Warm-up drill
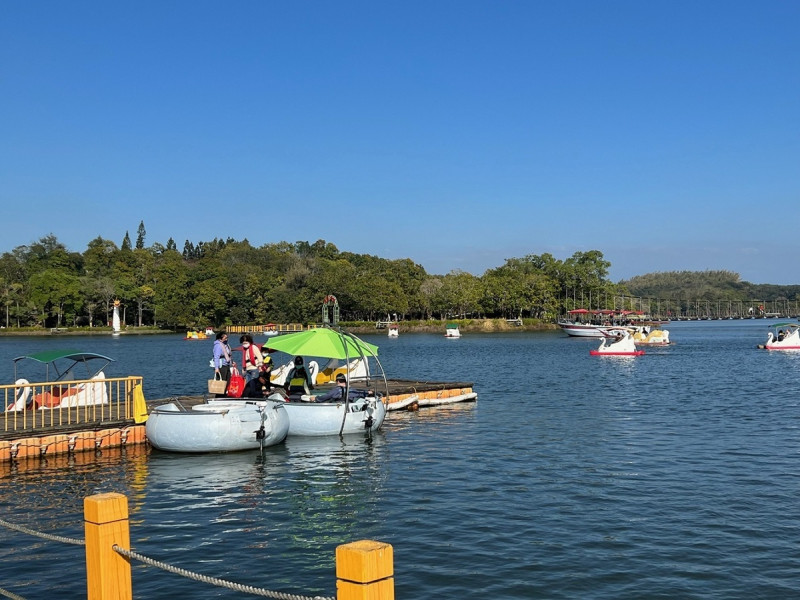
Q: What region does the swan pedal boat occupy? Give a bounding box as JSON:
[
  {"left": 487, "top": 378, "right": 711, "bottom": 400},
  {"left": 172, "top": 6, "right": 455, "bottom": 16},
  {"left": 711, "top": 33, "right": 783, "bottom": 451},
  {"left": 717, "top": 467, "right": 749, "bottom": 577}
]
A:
[
  {"left": 632, "top": 326, "right": 671, "bottom": 346},
  {"left": 590, "top": 329, "right": 645, "bottom": 356},
  {"left": 146, "top": 397, "right": 289, "bottom": 452},
  {"left": 7, "top": 350, "right": 113, "bottom": 411},
  {"left": 760, "top": 323, "right": 800, "bottom": 350}
]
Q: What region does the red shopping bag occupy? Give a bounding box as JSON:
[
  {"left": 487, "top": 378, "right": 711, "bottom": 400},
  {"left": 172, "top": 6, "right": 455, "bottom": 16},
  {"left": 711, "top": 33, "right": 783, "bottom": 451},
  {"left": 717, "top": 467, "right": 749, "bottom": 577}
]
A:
[{"left": 227, "top": 366, "right": 245, "bottom": 398}]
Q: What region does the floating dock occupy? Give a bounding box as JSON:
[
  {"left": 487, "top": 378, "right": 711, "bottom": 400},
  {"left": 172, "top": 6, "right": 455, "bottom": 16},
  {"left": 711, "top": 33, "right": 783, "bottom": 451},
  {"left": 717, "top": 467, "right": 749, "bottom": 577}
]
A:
[{"left": 0, "top": 379, "right": 476, "bottom": 461}]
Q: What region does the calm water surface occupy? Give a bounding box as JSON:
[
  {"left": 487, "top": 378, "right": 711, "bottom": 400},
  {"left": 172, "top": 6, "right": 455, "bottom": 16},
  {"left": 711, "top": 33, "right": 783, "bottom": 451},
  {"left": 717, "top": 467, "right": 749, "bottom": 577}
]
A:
[{"left": 1, "top": 320, "right": 800, "bottom": 598}]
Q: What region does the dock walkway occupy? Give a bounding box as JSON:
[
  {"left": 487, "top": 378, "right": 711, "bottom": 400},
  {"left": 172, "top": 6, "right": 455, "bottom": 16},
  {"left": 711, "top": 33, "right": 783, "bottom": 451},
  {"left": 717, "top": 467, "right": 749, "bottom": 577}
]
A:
[{"left": 145, "top": 378, "right": 475, "bottom": 413}]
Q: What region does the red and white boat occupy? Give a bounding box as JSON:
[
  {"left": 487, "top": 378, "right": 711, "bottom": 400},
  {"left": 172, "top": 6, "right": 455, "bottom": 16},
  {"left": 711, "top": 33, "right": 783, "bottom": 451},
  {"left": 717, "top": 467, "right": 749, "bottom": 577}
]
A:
[
  {"left": 761, "top": 323, "right": 800, "bottom": 350},
  {"left": 590, "top": 328, "right": 645, "bottom": 356}
]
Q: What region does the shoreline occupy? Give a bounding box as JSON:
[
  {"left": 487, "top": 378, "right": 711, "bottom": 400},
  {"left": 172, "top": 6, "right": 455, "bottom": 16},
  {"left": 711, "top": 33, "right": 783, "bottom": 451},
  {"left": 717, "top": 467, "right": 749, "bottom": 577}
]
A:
[{"left": 0, "top": 319, "right": 559, "bottom": 337}]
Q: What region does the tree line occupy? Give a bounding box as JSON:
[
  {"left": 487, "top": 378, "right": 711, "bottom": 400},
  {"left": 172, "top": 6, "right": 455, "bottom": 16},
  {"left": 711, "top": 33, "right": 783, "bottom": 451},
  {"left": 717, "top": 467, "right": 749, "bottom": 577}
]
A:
[{"left": 1, "top": 225, "right": 796, "bottom": 329}]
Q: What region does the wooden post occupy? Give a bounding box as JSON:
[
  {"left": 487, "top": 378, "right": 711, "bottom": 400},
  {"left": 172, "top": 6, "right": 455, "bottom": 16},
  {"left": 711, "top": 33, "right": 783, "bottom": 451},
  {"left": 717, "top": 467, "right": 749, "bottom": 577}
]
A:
[
  {"left": 336, "top": 540, "right": 394, "bottom": 600},
  {"left": 84, "top": 492, "right": 132, "bottom": 600}
]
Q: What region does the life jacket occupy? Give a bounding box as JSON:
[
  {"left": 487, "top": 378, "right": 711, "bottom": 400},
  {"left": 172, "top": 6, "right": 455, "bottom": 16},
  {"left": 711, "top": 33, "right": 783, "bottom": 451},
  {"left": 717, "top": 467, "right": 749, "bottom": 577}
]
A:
[
  {"left": 241, "top": 345, "right": 257, "bottom": 370},
  {"left": 288, "top": 367, "right": 310, "bottom": 394}
]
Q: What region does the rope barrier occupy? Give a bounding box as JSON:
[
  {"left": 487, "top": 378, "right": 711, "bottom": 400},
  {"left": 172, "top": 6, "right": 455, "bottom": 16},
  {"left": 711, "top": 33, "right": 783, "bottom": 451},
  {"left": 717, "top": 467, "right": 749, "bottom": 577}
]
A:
[
  {"left": 0, "top": 518, "right": 84, "bottom": 546},
  {"left": 0, "top": 587, "right": 27, "bottom": 600},
  {"left": 0, "top": 517, "right": 338, "bottom": 600},
  {"left": 113, "top": 545, "right": 335, "bottom": 600}
]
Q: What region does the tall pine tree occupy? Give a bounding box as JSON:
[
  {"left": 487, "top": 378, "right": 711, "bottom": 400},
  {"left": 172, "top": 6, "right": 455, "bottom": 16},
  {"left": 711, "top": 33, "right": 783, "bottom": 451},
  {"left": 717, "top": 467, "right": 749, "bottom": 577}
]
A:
[{"left": 135, "top": 221, "right": 146, "bottom": 249}]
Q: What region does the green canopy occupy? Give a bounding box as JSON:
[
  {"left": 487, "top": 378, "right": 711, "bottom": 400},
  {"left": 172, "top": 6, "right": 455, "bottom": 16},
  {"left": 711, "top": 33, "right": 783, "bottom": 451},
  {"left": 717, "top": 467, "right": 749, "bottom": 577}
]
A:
[
  {"left": 13, "top": 350, "right": 114, "bottom": 364},
  {"left": 263, "top": 328, "right": 378, "bottom": 360},
  {"left": 770, "top": 323, "right": 799, "bottom": 328}
]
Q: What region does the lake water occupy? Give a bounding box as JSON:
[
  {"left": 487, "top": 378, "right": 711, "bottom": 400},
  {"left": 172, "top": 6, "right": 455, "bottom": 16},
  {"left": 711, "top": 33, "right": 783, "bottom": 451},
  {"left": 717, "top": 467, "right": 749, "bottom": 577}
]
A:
[{"left": 1, "top": 320, "right": 800, "bottom": 599}]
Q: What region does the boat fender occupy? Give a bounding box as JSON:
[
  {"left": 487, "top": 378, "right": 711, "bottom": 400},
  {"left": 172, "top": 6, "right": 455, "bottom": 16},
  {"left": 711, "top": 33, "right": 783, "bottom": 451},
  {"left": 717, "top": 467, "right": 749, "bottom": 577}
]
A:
[
  {"left": 364, "top": 415, "right": 374, "bottom": 429},
  {"left": 256, "top": 425, "right": 266, "bottom": 440}
]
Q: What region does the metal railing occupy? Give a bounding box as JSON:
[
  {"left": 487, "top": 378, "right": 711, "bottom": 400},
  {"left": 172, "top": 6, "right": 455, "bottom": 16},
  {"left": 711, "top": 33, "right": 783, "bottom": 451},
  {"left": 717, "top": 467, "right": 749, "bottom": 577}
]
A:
[{"left": 0, "top": 376, "right": 143, "bottom": 434}]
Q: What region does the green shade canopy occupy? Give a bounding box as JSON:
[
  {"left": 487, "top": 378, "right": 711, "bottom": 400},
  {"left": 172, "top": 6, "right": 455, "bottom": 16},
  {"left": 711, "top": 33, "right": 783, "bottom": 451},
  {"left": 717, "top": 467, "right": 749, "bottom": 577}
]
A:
[
  {"left": 13, "top": 350, "right": 114, "bottom": 364},
  {"left": 770, "top": 323, "right": 799, "bottom": 328},
  {"left": 263, "top": 328, "right": 378, "bottom": 360}
]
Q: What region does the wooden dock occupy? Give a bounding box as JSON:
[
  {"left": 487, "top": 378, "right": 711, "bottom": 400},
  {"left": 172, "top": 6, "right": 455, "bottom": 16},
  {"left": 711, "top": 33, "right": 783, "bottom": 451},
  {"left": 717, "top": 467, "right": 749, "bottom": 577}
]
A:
[
  {"left": 0, "top": 379, "right": 476, "bottom": 461},
  {"left": 143, "top": 379, "right": 476, "bottom": 413}
]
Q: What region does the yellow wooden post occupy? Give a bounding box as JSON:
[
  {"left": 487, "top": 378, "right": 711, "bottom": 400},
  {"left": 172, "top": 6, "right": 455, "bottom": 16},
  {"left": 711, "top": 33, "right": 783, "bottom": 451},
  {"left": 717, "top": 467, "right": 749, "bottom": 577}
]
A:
[
  {"left": 84, "top": 492, "right": 132, "bottom": 600},
  {"left": 336, "top": 540, "right": 394, "bottom": 600}
]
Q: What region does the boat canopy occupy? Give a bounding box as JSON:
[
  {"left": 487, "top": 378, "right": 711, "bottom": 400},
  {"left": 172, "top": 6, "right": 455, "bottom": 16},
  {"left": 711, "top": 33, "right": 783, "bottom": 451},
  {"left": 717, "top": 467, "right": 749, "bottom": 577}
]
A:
[
  {"left": 769, "top": 323, "right": 800, "bottom": 329},
  {"left": 13, "top": 349, "right": 114, "bottom": 382}
]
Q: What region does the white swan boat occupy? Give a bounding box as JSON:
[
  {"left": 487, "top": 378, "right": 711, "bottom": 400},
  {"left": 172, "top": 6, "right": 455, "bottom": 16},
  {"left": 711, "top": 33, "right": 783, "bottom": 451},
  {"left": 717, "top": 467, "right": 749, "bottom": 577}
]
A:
[
  {"left": 7, "top": 350, "right": 112, "bottom": 411},
  {"left": 387, "top": 324, "right": 399, "bottom": 337},
  {"left": 761, "top": 323, "right": 800, "bottom": 350},
  {"left": 590, "top": 329, "right": 645, "bottom": 356},
  {"left": 269, "top": 356, "right": 369, "bottom": 386},
  {"left": 146, "top": 397, "right": 289, "bottom": 452}
]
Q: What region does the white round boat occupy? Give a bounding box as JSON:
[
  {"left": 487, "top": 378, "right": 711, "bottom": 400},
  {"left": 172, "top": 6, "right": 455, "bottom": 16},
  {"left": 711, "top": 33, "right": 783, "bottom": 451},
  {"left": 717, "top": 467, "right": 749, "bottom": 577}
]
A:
[{"left": 146, "top": 398, "right": 289, "bottom": 452}]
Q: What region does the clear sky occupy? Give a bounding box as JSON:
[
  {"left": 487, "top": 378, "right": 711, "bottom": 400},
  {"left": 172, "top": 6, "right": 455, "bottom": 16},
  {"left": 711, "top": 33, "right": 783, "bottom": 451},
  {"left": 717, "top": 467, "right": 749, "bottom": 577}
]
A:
[{"left": 2, "top": 2, "right": 798, "bottom": 284}]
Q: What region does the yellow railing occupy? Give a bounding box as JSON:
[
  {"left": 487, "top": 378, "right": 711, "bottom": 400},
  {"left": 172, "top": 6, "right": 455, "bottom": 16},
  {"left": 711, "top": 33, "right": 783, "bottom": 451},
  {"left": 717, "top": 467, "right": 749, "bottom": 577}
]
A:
[
  {"left": 0, "top": 376, "right": 144, "bottom": 433},
  {"left": 227, "top": 323, "right": 312, "bottom": 334}
]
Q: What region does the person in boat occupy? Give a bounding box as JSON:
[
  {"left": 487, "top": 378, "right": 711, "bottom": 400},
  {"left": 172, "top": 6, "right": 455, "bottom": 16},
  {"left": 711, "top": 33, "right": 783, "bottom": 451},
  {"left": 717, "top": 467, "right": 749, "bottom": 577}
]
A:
[
  {"left": 777, "top": 329, "right": 785, "bottom": 341},
  {"left": 239, "top": 334, "right": 264, "bottom": 384},
  {"left": 242, "top": 370, "right": 270, "bottom": 398},
  {"left": 284, "top": 355, "right": 314, "bottom": 401},
  {"left": 313, "top": 373, "right": 372, "bottom": 403},
  {"left": 212, "top": 331, "right": 233, "bottom": 396}
]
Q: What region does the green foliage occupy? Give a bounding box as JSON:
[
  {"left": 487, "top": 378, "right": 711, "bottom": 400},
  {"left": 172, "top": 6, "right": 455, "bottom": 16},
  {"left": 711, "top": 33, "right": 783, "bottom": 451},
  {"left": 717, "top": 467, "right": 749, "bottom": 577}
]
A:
[{"left": 2, "top": 233, "right": 794, "bottom": 330}]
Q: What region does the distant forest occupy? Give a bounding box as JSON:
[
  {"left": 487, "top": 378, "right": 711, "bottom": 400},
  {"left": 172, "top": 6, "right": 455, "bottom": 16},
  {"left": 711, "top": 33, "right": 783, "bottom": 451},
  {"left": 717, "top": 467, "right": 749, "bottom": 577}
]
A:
[{"left": 1, "top": 223, "right": 798, "bottom": 328}]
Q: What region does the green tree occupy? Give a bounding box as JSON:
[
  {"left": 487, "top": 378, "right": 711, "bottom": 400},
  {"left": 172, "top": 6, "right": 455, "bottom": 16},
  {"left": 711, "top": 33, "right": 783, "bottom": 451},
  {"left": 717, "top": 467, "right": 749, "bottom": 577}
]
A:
[{"left": 136, "top": 221, "right": 146, "bottom": 250}]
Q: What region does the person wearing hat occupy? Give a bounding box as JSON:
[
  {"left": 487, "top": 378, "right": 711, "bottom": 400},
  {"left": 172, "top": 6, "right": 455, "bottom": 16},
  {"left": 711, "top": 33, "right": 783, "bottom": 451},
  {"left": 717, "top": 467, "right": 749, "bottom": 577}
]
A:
[
  {"left": 284, "top": 355, "right": 314, "bottom": 400},
  {"left": 314, "top": 373, "right": 348, "bottom": 403},
  {"left": 242, "top": 369, "right": 270, "bottom": 398}
]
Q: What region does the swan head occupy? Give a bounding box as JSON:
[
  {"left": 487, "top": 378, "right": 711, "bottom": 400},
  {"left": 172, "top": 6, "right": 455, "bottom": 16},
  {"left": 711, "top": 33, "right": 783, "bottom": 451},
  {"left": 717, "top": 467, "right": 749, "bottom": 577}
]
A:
[{"left": 307, "top": 360, "right": 320, "bottom": 385}]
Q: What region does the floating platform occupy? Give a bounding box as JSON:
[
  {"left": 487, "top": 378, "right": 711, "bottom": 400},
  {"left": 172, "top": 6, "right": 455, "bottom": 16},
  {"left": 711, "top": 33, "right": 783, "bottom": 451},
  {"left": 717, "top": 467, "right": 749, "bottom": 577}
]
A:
[{"left": 0, "top": 379, "right": 476, "bottom": 461}]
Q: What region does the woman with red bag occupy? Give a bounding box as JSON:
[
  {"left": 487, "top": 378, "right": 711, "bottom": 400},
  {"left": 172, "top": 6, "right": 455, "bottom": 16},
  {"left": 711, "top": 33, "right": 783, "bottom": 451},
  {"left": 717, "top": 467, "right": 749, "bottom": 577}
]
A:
[
  {"left": 212, "top": 332, "right": 233, "bottom": 397},
  {"left": 239, "top": 334, "right": 264, "bottom": 384}
]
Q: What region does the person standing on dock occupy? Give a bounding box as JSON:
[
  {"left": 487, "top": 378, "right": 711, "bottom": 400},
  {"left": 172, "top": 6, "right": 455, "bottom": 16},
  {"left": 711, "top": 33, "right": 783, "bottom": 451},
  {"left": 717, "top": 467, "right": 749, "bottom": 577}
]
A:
[
  {"left": 212, "top": 332, "right": 233, "bottom": 396},
  {"left": 239, "top": 334, "right": 264, "bottom": 383}
]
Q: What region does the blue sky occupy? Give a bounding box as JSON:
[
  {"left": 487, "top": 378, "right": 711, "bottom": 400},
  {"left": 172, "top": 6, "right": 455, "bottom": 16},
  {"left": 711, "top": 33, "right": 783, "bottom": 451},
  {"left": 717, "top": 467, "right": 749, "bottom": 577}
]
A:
[{"left": 2, "top": 2, "right": 798, "bottom": 284}]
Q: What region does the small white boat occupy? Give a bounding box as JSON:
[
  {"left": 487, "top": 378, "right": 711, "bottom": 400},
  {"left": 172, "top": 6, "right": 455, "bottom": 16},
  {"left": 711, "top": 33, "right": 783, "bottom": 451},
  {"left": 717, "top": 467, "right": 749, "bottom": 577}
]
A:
[
  {"left": 387, "top": 324, "right": 399, "bottom": 338},
  {"left": 590, "top": 329, "right": 645, "bottom": 356},
  {"left": 146, "top": 398, "right": 289, "bottom": 452},
  {"left": 259, "top": 327, "right": 389, "bottom": 437},
  {"left": 444, "top": 323, "right": 462, "bottom": 338},
  {"left": 558, "top": 320, "right": 622, "bottom": 337},
  {"left": 282, "top": 394, "right": 386, "bottom": 436},
  {"left": 761, "top": 323, "right": 800, "bottom": 350}
]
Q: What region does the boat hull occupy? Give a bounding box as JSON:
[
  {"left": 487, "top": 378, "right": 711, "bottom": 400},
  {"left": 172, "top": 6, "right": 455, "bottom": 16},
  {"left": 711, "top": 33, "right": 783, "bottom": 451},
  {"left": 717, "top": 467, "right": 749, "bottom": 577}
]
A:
[
  {"left": 146, "top": 399, "right": 289, "bottom": 452},
  {"left": 590, "top": 350, "right": 646, "bottom": 356},
  {"left": 282, "top": 396, "right": 386, "bottom": 436},
  {"left": 558, "top": 322, "right": 616, "bottom": 337}
]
